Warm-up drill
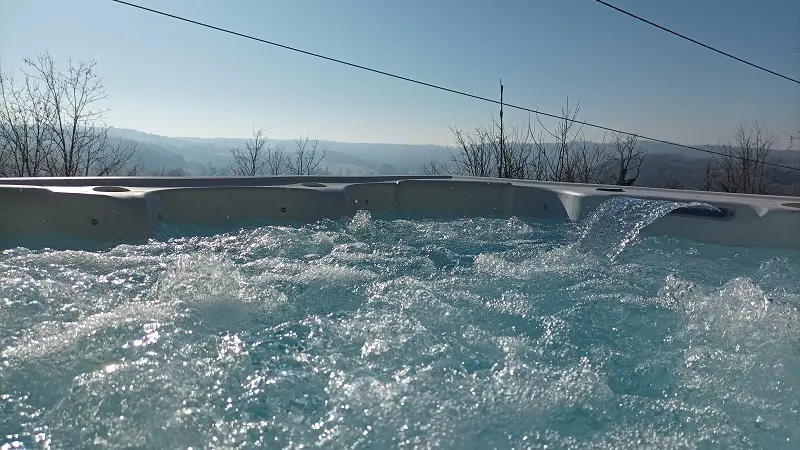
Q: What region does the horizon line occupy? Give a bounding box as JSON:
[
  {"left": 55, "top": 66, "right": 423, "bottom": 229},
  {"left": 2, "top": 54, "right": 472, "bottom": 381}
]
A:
[{"left": 108, "top": 126, "right": 763, "bottom": 150}]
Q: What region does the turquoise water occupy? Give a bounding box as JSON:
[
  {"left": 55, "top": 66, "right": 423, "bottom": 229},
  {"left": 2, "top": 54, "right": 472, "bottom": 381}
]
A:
[{"left": 1, "top": 198, "right": 799, "bottom": 449}]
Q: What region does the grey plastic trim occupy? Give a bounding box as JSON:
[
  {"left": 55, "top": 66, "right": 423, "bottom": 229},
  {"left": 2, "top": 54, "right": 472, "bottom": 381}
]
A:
[{"left": 1, "top": 176, "right": 798, "bottom": 250}]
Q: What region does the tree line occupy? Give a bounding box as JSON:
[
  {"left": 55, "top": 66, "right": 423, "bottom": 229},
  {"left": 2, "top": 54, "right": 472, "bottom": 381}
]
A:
[
  {"left": 423, "top": 83, "right": 796, "bottom": 196},
  {"left": 424, "top": 96, "right": 646, "bottom": 187},
  {"left": 1, "top": 54, "right": 796, "bottom": 196},
  {"left": 0, "top": 52, "right": 328, "bottom": 179},
  {"left": 208, "top": 130, "right": 327, "bottom": 177}
]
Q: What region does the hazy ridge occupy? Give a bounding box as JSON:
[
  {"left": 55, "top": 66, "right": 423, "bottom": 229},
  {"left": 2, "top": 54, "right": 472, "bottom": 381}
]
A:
[{"left": 108, "top": 127, "right": 800, "bottom": 195}]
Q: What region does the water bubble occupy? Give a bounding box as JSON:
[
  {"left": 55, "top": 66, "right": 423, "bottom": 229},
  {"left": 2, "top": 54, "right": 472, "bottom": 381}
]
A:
[{"left": 0, "top": 213, "right": 797, "bottom": 448}]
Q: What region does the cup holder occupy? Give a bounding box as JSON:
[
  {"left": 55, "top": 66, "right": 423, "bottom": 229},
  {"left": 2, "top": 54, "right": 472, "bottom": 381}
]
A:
[{"left": 92, "top": 186, "right": 130, "bottom": 192}]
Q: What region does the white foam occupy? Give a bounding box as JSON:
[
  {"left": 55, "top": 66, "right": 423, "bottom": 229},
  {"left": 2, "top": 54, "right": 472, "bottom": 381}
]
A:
[{"left": 2, "top": 301, "right": 169, "bottom": 361}]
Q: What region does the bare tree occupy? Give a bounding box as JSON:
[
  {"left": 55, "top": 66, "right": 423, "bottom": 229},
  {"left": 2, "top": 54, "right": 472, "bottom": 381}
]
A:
[
  {"left": 120, "top": 154, "right": 142, "bottom": 176},
  {"left": 0, "top": 66, "right": 53, "bottom": 176},
  {"left": 286, "top": 135, "right": 326, "bottom": 175},
  {"left": 447, "top": 120, "right": 536, "bottom": 179},
  {"left": 28, "top": 52, "right": 138, "bottom": 176},
  {"left": 441, "top": 83, "right": 539, "bottom": 180},
  {"left": 533, "top": 97, "right": 586, "bottom": 182},
  {"left": 0, "top": 52, "right": 138, "bottom": 177},
  {"left": 699, "top": 121, "right": 778, "bottom": 194},
  {"left": 609, "top": 132, "right": 645, "bottom": 186},
  {"left": 441, "top": 96, "right": 620, "bottom": 184},
  {"left": 230, "top": 129, "right": 268, "bottom": 176},
  {"left": 500, "top": 123, "right": 537, "bottom": 179},
  {"left": 569, "top": 137, "right": 614, "bottom": 184},
  {"left": 266, "top": 141, "right": 285, "bottom": 176},
  {"left": 528, "top": 99, "right": 616, "bottom": 184},
  {"left": 449, "top": 124, "right": 496, "bottom": 177},
  {"left": 212, "top": 131, "right": 330, "bottom": 177},
  {"left": 790, "top": 129, "right": 800, "bottom": 150},
  {"left": 692, "top": 162, "right": 715, "bottom": 192},
  {"left": 226, "top": 128, "right": 287, "bottom": 176},
  {"left": 427, "top": 90, "right": 643, "bottom": 185}
]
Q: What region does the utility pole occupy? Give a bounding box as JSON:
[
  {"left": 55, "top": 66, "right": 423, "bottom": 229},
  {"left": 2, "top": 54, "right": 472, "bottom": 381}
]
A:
[{"left": 499, "top": 79, "right": 505, "bottom": 177}]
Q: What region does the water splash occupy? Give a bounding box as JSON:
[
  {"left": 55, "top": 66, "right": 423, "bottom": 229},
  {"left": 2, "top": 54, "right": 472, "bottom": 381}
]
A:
[
  {"left": 576, "top": 197, "right": 720, "bottom": 261},
  {"left": 347, "top": 210, "right": 373, "bottom": 233}
]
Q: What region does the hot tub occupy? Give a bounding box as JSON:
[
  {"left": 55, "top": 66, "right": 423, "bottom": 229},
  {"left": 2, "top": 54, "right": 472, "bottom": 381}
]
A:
[
  {"left": 0, "top": 175, "right": 798, "bottom": 249},
  {"left": 1, "top": 176, "right": 798, "bottom": 448}
]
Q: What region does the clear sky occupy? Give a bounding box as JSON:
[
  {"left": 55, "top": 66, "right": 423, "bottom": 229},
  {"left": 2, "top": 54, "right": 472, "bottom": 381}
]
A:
[{"left": 1, "top": 0, "right": 798, "bottom": 146}]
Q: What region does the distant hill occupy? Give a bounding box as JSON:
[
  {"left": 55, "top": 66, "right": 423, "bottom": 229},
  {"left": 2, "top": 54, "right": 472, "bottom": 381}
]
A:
[
  {"left": 108, "top": 127, "right": 454, "bottom": 176},
  {"left": 106, "top": 127, "right": 800, "bottom": 196}
]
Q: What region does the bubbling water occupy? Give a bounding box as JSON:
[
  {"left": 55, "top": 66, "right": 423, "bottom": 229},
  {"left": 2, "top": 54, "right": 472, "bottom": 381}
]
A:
[{"left": 1, "top": 198, "right": 798, "bottom": 449}]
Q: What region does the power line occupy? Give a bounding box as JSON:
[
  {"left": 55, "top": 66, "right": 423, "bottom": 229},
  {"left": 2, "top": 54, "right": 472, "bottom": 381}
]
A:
[
  {"left": 108, "top": 0, "right": 800, "bottom": 173},
  {"left": 589, "top": 0, "right": 800, "bottom": 85}
]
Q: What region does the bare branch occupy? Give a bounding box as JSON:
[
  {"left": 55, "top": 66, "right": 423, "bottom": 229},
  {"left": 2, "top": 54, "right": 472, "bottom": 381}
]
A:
[
  {"left": 789, "top": 128, "right": 800, "bottom": 150},
  {"left": 267, "top": 143, "right": 285, "bottom": 176},
  {"left": 286, "top": 135, "right": 327, "bottom": 175},
  {"left": 0, "top": 63, "right": 55, "bottom": 176},
  {"left": 570, "top": 135, "right": 614, "bottom": 184},
  {"left": 656, "top": 170, "right": 683, "bottom": 190},
  {"left": 532, "top": 97, "right": 587, "bottom": 182},
  {"left": 697, "top": 121, "right": 778, "bottom": 194},
  {"left": 1, "top": 52, "right": 137, "bottom": 177},
  {"left": 230, "top": 128, "right": 272, "bottom": 176},
  {"left": 420, "top": 157, "right": 450, "bottom": 175},
  {"left": 209, "top": 165, "right": 229, "bottom": 176},
  {"left": 449, "top": 125, "right": 495, "bottom": 177},
  {"left": 445, "top": 96, "right": 617, "bottom": 183},
  {"left": 610, "top": 132, "right": 646, "bottom": 186}
]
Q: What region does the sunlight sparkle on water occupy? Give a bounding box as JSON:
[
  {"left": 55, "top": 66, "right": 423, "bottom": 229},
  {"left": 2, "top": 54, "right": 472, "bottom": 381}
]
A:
[{"left": 1, "top": 198, "right": 798, "bottom": 449}]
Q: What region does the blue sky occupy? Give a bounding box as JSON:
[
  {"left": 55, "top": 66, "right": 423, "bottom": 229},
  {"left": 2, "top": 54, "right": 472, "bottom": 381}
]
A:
[{"left": 1, "top": 0, "right": 798, "bottom": 146}]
